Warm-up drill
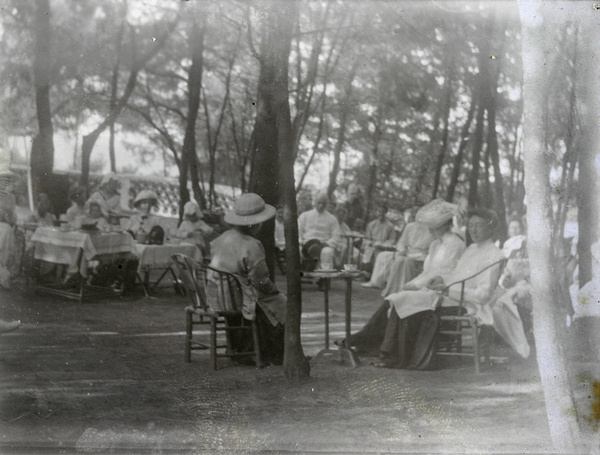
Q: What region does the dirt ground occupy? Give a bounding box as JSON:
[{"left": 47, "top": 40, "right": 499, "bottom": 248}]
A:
[{"left": 0, "top": 271, "right": 560, "bottom": 454}]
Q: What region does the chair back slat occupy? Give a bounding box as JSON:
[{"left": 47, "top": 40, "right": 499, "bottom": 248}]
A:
[
  {"left": 205, "top": 265, "right": 243, "bottom": 312},
  {"left": 171, "top": 254, "right": 209, "bottom": 311}
]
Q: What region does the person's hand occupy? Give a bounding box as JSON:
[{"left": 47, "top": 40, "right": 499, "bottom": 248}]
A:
[{"left": 426, "top": 276, "right": 445, "bottom": 291}]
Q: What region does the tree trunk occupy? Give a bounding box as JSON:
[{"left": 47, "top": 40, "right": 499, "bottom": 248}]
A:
[
  {"left": 432, "top": 66, "right": 453, "bottom": 200},
  {"left": 248, "top": 6, "right": 282, "bottom": 279},
  {"left": 446, "top": 97, "right": 475, "bottom": 202},
  {"left": 327, "top": 63, "right": 357, "bottom": 199},
  {"left": 267, "top": 1, "right": 311, "bottom": 382},
  {"left": 31, "top": 0, "right": 55, "bottom": 199},
  {"left": 519, "top": 2, "right": 583, "bottom": 450}
]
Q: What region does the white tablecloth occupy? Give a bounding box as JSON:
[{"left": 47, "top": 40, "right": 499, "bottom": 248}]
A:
[{"left": 134, "top": 242, "right": 202, "bottom": 273}]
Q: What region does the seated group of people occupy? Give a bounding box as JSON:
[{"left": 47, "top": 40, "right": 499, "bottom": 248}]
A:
[{"left": 343, "top": 199, "right": 533, "bottom": 368}]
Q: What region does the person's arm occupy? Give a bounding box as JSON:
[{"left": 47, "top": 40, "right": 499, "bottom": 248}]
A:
[
  {"left": 246, "top": 243, "right": 278, "bottom": 295},
  {"left": 395, "top": 224, "right": 410, "bottom": 254},
  {"left": 197, "top": 220, "right": 215, "bottom": 236}
]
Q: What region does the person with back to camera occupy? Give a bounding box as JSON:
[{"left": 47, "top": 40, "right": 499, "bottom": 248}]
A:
[
  {"left": 297, "top": 190, "right": 340, "bottom": 271},
  {"left": 341, "top": 183, "right": 365, "bottom": 231},
  {"left": 209, "top": 193, "right": 287, "bottom": 365},
  {"left": 26, "top": 193, "right": 57, "bottom": 227},
  {"left": 344, "top": 207, "right": 505, "bottom": 369}
]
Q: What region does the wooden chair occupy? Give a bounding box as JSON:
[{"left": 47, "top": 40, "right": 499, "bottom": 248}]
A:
[
  {"left": 434, "top": 258, "right": 507, "bottom": 374},
  {"left": 171, "top": 254, "right": 262, "bottom": 370}
]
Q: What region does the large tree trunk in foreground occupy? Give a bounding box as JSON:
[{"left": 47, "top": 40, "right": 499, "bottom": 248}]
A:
[
  {"left": 519, "top": 2, "right": 583, "bottom": 450},
  {"left": 270, "top": 2, "right": 310, "bottom": 382},
  {"left": 31, "top": 0, "right": 55, "bottom": 200}
]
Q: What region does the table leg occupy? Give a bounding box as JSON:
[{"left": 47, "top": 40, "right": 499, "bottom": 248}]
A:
[
  {"left": 341, "top": 277, "right": 359, "bottom": 367},
  {"left": 310, "top": 277, "right": 339, "bottom": 365}
]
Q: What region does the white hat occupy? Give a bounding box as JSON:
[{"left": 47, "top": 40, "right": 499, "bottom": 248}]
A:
[
  {"left": 224, "top": 193, "right": 275, "bottom": 226},
  {"left": 416, "top": 199, "right": 458, "bottom": 228},
  {"left": 133, "top": 189, "right": 158, "bottom": 208},
  {"left": 183, "top": 201, "right": 203, "bottom": 219}
]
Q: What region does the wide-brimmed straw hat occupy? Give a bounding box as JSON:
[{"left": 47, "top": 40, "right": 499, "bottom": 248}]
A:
[
  {"left": 224, "top": 193, "right": 275, "bottom": 226},
  {"left": 133, "top": 189, "right": 158, "bottom": 208},
  {"left": 183, "top": 201, "right": 203, "bottom": 219},
  {"left": 416, "top": 198, "right": 458, "bottom": 228}
]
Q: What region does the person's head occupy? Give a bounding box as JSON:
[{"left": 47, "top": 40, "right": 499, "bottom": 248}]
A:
[
  {"left": 37, "top": 193, "right": 51, "bottom": 216},
  {"left": 100, "top": 173, "right": 120, "bottom": 195},
  {"left": 133, "top": 190, "right": 158, "bottom": 215},
  {"left": 416, "top": 199, "right": 457, "bottom": 240},
  {"left": 89, "top": 201, "right": 103, "bottom": 219},
  {"left": 335, "top": 205, "right": 349, "bottom": 225},
  {"left": 276, "top": 205, "right": 284, "bottom": 223},
  {"left": 467, "top": 208, "right": 498, "bottom": 244},
  {"left": 507, "top": 219, "right": 523, "bottom": 238},
  {"left": 224, "top": 193, "right": 276, "bottom": 237},
  {"left": 376, "top": 204, "right": 388, "bottom": 221},
  {"left": 70, "top": 186, "right": 86, "bottom": 207},
  {"left": 347, "top": 184, "right": 360, "bottom": 203},
  {"left": 313, "top": 191, "right": 329, "bottom": 214},
  {"left": 183, "top": 201, "right": 203, "bottom": 222}
]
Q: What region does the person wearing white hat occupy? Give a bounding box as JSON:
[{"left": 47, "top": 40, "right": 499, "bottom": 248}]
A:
[
  {"left": 125, "top": 189, "right": 160, "bottom": 236},
  {"left": 75, "top": 196, "right": 110, "bottom": 231},
  {"left": 174, "top": 201, "right": 215, "bottom": 256},
  {"left": 344, "top": 207, "right": 505, "bottom": 369},
  {"left": 341, "top": 199, "right": 466, "bottom": 361},
  {"left": 209, "top": 193, "right": 286, "bottom": 366},
  {"left": 89, "top": 173, "right": 122, "bottom": 215}
]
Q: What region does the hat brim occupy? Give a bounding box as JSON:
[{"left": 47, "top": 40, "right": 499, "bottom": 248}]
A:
[
  {"left": 421, "top": 214, "right": 455, "bottom": 229},
  {"left": 224, "top": 204, "right": 276, "bottom": 226}
]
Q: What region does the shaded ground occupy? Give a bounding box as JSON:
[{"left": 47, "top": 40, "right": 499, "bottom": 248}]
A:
[{"left": 0, "top": 272, "right": 557, "bottom": 454}]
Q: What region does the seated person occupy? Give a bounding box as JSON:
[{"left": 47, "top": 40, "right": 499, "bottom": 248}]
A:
[
  {"left": 125, "top": 190, "right": 161, "bottom": 239},
  {"left": 0, "top": 207, "right": 19, "bottom": 289},
  {"left": 65, "top": 186, "right": 87, "bottom": 226},
  {"left": 76, "top": 196, "right": 110, "bottom": 231},
  {"left": 174, "top": 201, "right": 215, "bottom": 256},
  {"left": 26, "top": 193, "right": 57, "bottom": 227},
  {"left": 330, "top": 205, "right": 360, "bottom": 267},
  {"left": 209, "top": 193, "right": 287, "bottom": 366},
  {"left": 502, "top": 218, "right": 526, "bottom": 258},
  {"left": 298, "top": 191, "right": 340, "bottom": 270},
  {"left": 346, "top": 208, "right": 504, "bottom": 369},
  {"left": 341, "top": 183, "right": 365, "bottom": 231},
  {"left": 274, "top": 205, "right": 285, "bottom": 251},
  {"left": 90, "top": 173, "right": 133, "bottom": 225},
  {"left": 360, "top": 204, "right": 396, "bottom": 272},
  {"left": 362, "top": 203, "right": 435, "bottom": 292},
  {"left": 0, "top": 168, "right": 17, "bottom": 226}
]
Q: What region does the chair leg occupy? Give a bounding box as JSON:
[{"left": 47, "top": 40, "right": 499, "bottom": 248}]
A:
[
  {"left": 251, "top": 320, "right": 262, "bottom": 368},
  {"left": 472, "top": 323, "right": 480, "bottom": 374},
  {"left": 185, "top": 311, "right": 193, "bottom": 363},
  {"left": 210, "top": 318, "right": 217, "bottom": 370}
]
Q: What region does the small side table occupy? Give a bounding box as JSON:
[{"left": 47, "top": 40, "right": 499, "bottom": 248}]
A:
[{"left": 305, "top": 269, "right": 366, "bottom": 368}]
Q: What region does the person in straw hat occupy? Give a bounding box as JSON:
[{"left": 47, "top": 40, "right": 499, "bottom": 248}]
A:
[
  {"left": 174, "top": 201, "right": 215, "bottom": 256},
  {"left": 125, "top": 189, "right": 160, "bottom": 235},
  {"left": 340, "top": 199, "right": 466, "bottom": 364},
  {"left": 209, "top": 193, "right": 286, "bottom": 366}
]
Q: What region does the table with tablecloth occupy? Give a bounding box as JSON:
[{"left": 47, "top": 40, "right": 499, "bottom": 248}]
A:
[
  {"left": 30, "top": 227, "right": 136, "bottom": 301},
  {"left": 133, "top": 242, "right": 203, "bottom": 294}
]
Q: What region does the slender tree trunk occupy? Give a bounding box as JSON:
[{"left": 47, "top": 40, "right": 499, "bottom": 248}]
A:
[
  {"left": 249, "top": 6, "right": 282, "bottom": 279},
  {"left": 519, "top": 2, "right": 583, "bottom": 450},
  {"left": 268, "top": 1, "right": 311, "bottom": 382},
  {"left": 327, "top": 62, "right": 357, "bottom": 199},
  {"left": 447, "top": 97, "right": 475, "bottom": 202},
  {"left": 31, "top": 0, "right": 55, "bottom": 199},
  {"left": 467, "top": 101, "right": 485, "bottom": 208},
  {"left": 432, "top": 66, "right": 453, "bottom": 200}
]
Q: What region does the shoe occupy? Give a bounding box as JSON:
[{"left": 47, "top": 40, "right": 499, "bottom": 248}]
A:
[
  {"left": 361, "top": 282, "right": 377, "bottom": 288},
  {"left": 0, "top": 320, "right": 21, "bottom": 334}
]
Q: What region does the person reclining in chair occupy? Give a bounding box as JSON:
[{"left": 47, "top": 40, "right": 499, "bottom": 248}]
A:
[
  {"left": 209, "top": 193, "right": 287, "bottom": 366},
  {"left": 344, "top": 207, "right": 505, "bottom": 369}
]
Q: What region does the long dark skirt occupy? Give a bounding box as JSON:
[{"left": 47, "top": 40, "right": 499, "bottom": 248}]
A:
[
  {"left": 348, "top": 301, "right": 440, "bottom": 369},
  {"left": 227, "top": 305, "right": 285, "bottom": 366}
]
